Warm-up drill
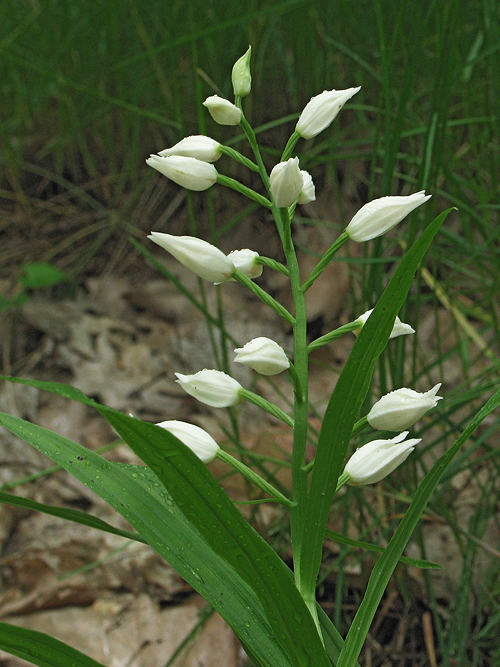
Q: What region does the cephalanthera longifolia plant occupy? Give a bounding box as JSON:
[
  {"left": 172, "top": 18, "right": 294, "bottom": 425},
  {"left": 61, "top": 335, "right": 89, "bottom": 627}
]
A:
[{"left": 1, "top": 47, "right": 500, "bottom": 667}]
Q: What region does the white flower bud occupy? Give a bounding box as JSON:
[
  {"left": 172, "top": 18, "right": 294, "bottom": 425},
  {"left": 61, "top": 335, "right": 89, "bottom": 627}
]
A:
[
  {"left": 298, "top": 170, "right": 316, "bottom": 204},
  {"left": 344, "top": 432, "right": 421, "bottom": 485},
  {"left": 269, "top": 157, "right": 304, "bottom": 208},
  {"left": 156, "top": 420, "right": 220, "bottom": 463},
  {"left": 148, "top": 233, "right": 234, "bottom": 283},
  {"left": 227, "top": 249, "right": 263, "bottom": 280},
  {"left": 203, "top": 95, "right": 242, "bottom": 126},
  {"left": 159, "top": 135, "right": 222, "bottom": 163},
  {"left": 296, "top": 87, "right": 361, "bottom": 139},
  {"left": 355, "top": 309, "right": 415, "bottom": 339},
  {"left": 232, "top": 46, "right": 252, "bottom": 97},
  {"left": 346, "top": 191, "right": 431, "bottom": 242},
  {"left": 234, "top": 337, "right": 290, "bottom": 375},
  {"left": 146, "top": 154, "right": 217, "bottom": 191},
  {"left": 367, "top": 384, "right": 442, "bottom": 431},
  {"left": 175, "top": 369, "right": 242, "bottom": 408}
]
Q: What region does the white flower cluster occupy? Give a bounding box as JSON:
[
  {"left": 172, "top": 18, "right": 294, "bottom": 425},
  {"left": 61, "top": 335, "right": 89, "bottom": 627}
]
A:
[{"left": 144, "top": 48, "right": 440, "bottom": 486}]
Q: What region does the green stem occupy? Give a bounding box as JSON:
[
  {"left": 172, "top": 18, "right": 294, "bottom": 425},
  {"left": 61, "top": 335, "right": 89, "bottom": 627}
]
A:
[
  {"left": 277, "top": 209, "right": 311, "bottom": 599},
  {"left": 237, "top": 111, "right": 271, "bottom": 192},
  {"left": 286, "top": 362, "right": 302, "bottom": 401},
  {"left": 302, "top": 468, "right": 350, "bottom": 491},
  {"left": 307, "top": 322, "right": 361, "bottom": 352},
  {"left": 217, "top": 449, "right": 295, "bottom": 509},
  {"left": 256, "top": 256, "right": 290, "bottom": 276},
  {"left": 301, "top": 230, "right": 350, "bottom": 292},
  {"left": 239, "top": 388, "right": 294, "bottom": 428},
  {"left": 219, "top": 145, "right": 259, "bottom": 171},
  {"left": 335, "top": 471, "right": 351, "bottom": 493},
  {"left": 232, "top": 269, "right": 295, "bottom": 325},
  {"left": 281, "top": 130, "right": 301, "bottom": 161},
  {"left": 217, "top": 174, "right": 271, "bottom": 208},
  {"left": 301, "top": 457, "right": 312, "bottom": 471},
  {"left": 237, "top": 106, "right": 286, "bottom": 245},
  {"left": 303, "top": 423, "right": 369, "bottom": 476},
  {"left": 237, "top": 109, "right": 320, "bottom": 633},
  {"left": 350, "top": 415, "right": 369, "bottom": 438}
]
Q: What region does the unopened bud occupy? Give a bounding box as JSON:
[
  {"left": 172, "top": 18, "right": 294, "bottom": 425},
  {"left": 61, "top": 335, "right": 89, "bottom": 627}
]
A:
[
  {"left": 269, "top": 157, "right": 303, "bottom": 208},
  {"left": 203, "top": 95, "right": 242, "bottom": 126},
  {"left": 175, "top": 369, "right": 242, "bottom": 408},
  {"left": 148, "top": 233, "right": 234, "bottom": 284},
  {"left": 344, "top": 432, "right": 420, "bottom": 485},
  {"left": 234, "top": 337, "right": 290, "bottom": 375},
  {"left": 156, "top": 420, "right": 220, "bottom": 463},
  {"left": 232, "top": 46, "right": 252, "bottom": 97}
]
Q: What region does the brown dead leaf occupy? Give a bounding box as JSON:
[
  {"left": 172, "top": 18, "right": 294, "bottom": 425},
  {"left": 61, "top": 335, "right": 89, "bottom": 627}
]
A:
[{"left": 1, "top": 594, "right": 238, "bottom": 667}]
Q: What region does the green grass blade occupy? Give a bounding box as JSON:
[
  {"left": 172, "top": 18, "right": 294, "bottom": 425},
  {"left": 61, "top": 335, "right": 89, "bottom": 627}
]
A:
[
  {"left": 0, "top": 490, "right": 147, "bottom": 544},
  {"left": 324, "top": 529, "right": 441, "bottom": 569},
  {"left": 299, "top": 209, "right": 451, "bottom": 596},
  {"left": 337, "top": 385, "right": 500, "bottom": 667},
  {"left": 0, "top": 410, "right": 289, "bottom": 667},
  {"left": 0, "top": 622, "right": 107, "bottom": 667}
]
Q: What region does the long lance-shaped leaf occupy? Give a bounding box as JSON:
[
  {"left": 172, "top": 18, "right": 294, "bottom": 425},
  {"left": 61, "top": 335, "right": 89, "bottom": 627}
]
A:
[
  {"left": 0, "top": 378, "right": 331, "bottom": 667},
  {"left": 337, "top": 385, "right": 500, "bottom": 667},
  {"left": 95, "top": 411, "right": 329, "bottom": 667},
  {"left": 0, "top": 486, "right": 438, "bottom": 571},
  {"left": 318, "top": 605, "right": 361, "bottom": 667},
  {"left": 0, "top": 622, "right": 107, "bottom": 667},
  {"left": 0, "top": 490, "right": 148, "bottom": 544},
  {"left": 298, "top": 210, "right": 451, "bottom": 597},
  {"left": 0, "top": 490, "right": 439, "bottom": 573},
  {"left": 0, "top": 410, "right": 289, "bottom": 667}
]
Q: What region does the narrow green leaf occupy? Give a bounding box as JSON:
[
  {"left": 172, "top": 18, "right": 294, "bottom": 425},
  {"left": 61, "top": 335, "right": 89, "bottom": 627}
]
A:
[
  {"left": 0, "top": 377, "right": 332, "bottom": 667},
  {"left": 0, "top": 490, "right": 147, "bottom": 544},
  {"left": 0, "top": 376, "right": 102, "bottom": 407},
  {"left": 0, "top": 622, "right": 106, "bottom": 667},
  {"left": 318, "top": 605, "right": 361, "bottom": 667},
  {"left": 0, "top": 411, "right": 289, "bottom": 667},
  {"left": 325, "top": 529, "right": 441, "bottom": 569},
  {"left": 299, "top": 210, "right": 451, "bottom": 596},
  {"left": 96, "top": 410, "right": 329, "bottom": 667},
  {"left": 336, "top": 386, "right": 500, "bottom": 667}
]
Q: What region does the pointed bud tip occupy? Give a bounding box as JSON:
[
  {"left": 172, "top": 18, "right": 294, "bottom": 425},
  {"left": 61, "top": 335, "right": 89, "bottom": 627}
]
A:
[{"left": 232, "top": 46, "right": 252, "bottom": 97}]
